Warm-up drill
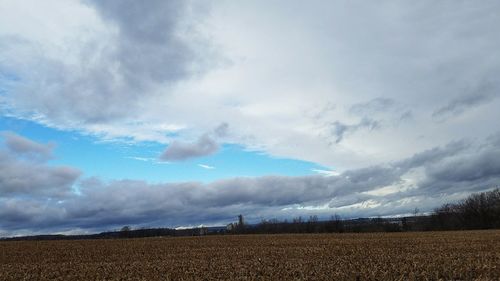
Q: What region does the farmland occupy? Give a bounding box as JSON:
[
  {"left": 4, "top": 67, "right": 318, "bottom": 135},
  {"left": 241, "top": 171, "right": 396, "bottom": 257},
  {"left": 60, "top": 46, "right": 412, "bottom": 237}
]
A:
[{"left": 1, "top": 230, "right": 499, "bottom": 280}]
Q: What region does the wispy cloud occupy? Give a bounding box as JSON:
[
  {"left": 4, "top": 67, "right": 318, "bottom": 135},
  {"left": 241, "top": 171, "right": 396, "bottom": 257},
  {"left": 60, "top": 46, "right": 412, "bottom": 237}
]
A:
[
  {"left": 311, "top": 169, "right": 340, "bottom": 177},
  {"left": 432, "top": 88, "right": 499, "bottom": 121},
  {"left": 330, "top": 118, "right": 380, "bottom": 144},
  {"left": 198, "top": 164, "right": 215, "bottom": 170},
  {"left": 125, "top": 156, "right": 169, "bottom": 165},
  {"left": 126, "top": 156, "right": 155, "bottom": 162}
]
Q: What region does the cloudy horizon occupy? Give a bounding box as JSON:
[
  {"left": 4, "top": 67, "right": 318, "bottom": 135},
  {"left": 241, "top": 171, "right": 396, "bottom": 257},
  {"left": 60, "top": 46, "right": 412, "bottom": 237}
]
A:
[{"left": 1, "top": 0, "right": 500, "bottom": 236}]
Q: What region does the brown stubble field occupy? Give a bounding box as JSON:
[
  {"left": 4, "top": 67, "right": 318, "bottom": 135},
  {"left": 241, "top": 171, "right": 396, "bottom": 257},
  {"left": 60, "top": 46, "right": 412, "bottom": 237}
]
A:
[{"left": 1, "top": 230, "right": 499, "bottom": 280}]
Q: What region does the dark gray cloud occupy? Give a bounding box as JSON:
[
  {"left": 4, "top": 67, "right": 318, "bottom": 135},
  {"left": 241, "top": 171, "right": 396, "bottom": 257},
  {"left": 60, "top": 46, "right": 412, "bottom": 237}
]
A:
[
  {"left": 1, "top": 131, "right": 54, "bottom": 161},
  {"left": 0, "top": 173, "right": 373, "bottom": 233},
  {"left": 330, "top": 117, "right": 380, "bottom": 143},
  {"left": 1, "top": 0, "right": 212, "bottom": 125},
  {"left": 160, "top": 134, "right": 218, "bottom": 161},
  {"left": 399, "top": 110, "right": 413, "bottom": 121},
  {"left": 0, "top": 133, "right": 81, "bottom": 198},
  {"left": 0, "top": 157, "right": 80, "bottom": 198},
  {"left": 420, "top": 149, "right": 500, "bottom": 194},
  {"left": 213, "top": 122, "right": 229, "bottom": 137},
  {"left": 347, "top": 98, "right": 413, "bottom": 127},
  {"left": 160, "top": 123, "right": 229, "bottom": 161},
  {"left": 87, "top": 0, "right": 197, "bottom": 84},
  {"left": 349, "top": 98, "right": 395, "bottom": 116},
  {"left": 432, "top": 82, "right": 500, "bottom": 120},
  {"left": 398, "top": 140, "right": 471, "bottom": 171}
]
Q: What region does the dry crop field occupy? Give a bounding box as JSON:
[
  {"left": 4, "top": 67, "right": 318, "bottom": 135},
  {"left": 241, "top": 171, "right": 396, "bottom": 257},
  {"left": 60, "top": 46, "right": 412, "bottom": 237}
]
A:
[{"left": 1, "top": 230, "right": 499, "bottom": 280}]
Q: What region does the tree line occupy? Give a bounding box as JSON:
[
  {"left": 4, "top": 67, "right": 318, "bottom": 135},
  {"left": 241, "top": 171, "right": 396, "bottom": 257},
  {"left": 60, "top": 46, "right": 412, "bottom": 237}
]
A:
[
  {"left": 430, "top": 188, "right": 500, "bottom": 230},
  {"left": 229, "top": 188, "right": 500, "bottom": 234}
]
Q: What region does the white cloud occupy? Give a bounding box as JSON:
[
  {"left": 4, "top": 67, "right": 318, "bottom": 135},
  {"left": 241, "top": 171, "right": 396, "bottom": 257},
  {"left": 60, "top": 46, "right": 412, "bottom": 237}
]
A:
[
  {"left": 2, "top": 1, "right": 500, "bottom": 170},
  {"left": 198, "top": 164, "right": 215, "bottom": 170},
  {"left": 125, "top": 156, "right": 169, "bottom": 165},
  {"left": 126, "top": 156, "right": 154, "bottom": 162},
  {"left": 311, "top": 169, "right": 340, "bottom": 177}
]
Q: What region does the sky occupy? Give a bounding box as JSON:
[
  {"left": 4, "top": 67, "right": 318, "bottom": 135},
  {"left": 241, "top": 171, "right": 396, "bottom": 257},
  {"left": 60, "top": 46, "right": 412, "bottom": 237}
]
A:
[{"left": 1, "top": 0, "right": 500, "bottom": 236}]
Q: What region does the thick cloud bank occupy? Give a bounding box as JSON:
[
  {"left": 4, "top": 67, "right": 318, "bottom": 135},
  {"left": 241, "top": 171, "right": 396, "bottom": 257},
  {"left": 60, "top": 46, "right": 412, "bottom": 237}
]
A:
[{"left": 2, "top": 133, "right": 500, "bottom": 236}]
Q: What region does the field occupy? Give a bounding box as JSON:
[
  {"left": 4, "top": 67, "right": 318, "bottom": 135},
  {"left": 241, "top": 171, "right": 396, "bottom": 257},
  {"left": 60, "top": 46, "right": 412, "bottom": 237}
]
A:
[{"left": 1, "top": 230, "right": 499, "bottom": 280}]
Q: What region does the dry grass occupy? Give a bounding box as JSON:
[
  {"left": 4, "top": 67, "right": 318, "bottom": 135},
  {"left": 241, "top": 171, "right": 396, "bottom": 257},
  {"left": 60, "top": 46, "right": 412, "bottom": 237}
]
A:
[{"left": 1, "top": 230, "right": 499, "bottom": 280}]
